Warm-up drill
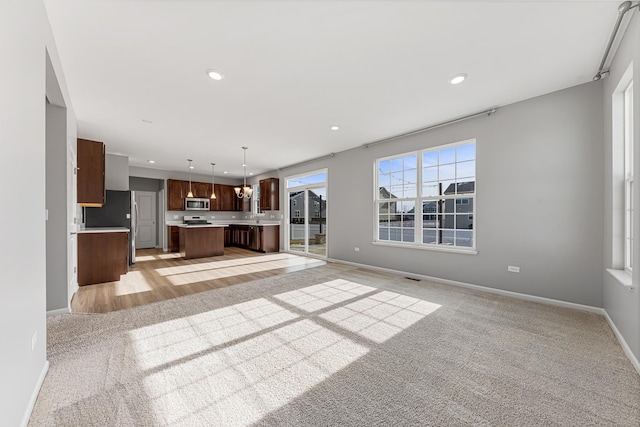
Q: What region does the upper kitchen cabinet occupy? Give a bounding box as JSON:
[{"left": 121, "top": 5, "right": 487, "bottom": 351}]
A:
[
  {"left": 167, "top": 179, "right": 186, "bottom": 211},
  {"left": 77, "top": 138, "right": 105, "bottom": 207},
  {"left": 260, "top": 178, "right": 279, "bottom": 211},
  {"left": 210, "top": 184, "right": 220, "bottom": 211},
  {"left": 218, "top": 184, "right": 242, "bottom": 211},
  {"left": 241, "top": 196, "right": 251, "bottom": 212},
  {"left": 193, "top": 181, "right": 211, "bottom": 199}
]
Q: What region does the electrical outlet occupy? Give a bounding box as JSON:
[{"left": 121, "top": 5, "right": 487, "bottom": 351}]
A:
[
  {"left": 31, "top": 331, "right": 37, "bottom": 351},
  {"left": 354, "top": 247, "right": 360, "bottom": 252},
  {"left": 210, "top": 215, "right": 215, "bottom": 219},
  {"left": 232, "top": 216, "right": 236, "bottom": 219},
  {"left": 173, "top": 215, "right": 179, "bottom": 220},
  {"left": 507, "top": 265, "right": 520, "bottom": 273}
]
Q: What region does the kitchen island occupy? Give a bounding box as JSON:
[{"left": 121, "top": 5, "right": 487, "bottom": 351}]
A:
[{"left": 178, "top": 224, "right": 226, "bottom": 259}]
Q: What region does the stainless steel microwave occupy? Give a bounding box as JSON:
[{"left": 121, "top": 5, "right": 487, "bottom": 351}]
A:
[{"left": 184, "top": 198, "right": 210, "bottom": 211}]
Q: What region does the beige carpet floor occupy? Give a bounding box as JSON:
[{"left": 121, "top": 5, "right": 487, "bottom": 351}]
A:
[{"left": 30, "top": 262, "right": 640, "bottom": 426}]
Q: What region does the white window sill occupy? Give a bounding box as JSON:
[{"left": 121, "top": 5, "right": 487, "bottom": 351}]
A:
[
  {"left": 372, "top": 240, "right": 478, "bottom": 255},
  {"left": 606, "top": 268, "right": 634, "bottom": 290}
]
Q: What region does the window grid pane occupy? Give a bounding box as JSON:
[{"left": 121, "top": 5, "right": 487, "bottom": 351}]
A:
[
  {"left": 624, "top": 81, "right": 634, "bottom": 271},
  {"left": 377, "top": 141, "right": 476, "bottom": 250}
]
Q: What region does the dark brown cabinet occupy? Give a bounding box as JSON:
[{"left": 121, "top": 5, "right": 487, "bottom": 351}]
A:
[
  {"left": 78, "top": 231, "right": 128, "bottom": 286},
  {"left": 77, "top": 138, "right": 105, "bottom": 207},
  {"left": 259, "top": 178, "right": 279, "bottom": 211},
  {"left": 224, "top": 226, "right": 231, "bottom": 246},
  {"left": 229, "top": 224, "right": 279, "bottom": 253},
  {"left": 179, "top": 226, "right": 224, "bottom": 259},
  {"left": 168, "top": 226, "right": 180, "bottom": 252},
  {"left": 258, "top": 225, "right": 280, "bottom": 253},
  {"left": 233, "top": 225, "right": 250, "bottom": 248},
  {"left": 192, "top": 181, "right": 211, "bottom": 199},
  {"left": 210, "top": 184, "right": 220, "bottom": 211},
  {"left": 241, "top": 196, "right": 252, "bottom": 212},
  {"left": 167, "top": 179, "right": 186, "bottom": 211},
  {"left": 218, "top": 184, "right": 239, "bottom": 211},
  {"left": 167, "top": 179, "right": 245, "bottom": 212}
]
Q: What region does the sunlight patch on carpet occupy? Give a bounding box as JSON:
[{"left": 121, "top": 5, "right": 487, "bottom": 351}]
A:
[
  {"left": 127, "top": 298, "right": 300, "bottom": 370},
  {"left": 320, "top": 290, "right": 441, "bottom": 343},
  {"left": 139, "top": 319, "right": 368, "bottom": 426},
  {"left": 273, "top": 279, "right": 376, "bottom": 312}
]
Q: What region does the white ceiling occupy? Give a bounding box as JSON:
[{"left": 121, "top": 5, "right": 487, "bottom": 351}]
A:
[{"left": 44, "top": 0, "right": 621, "bottom": 178}]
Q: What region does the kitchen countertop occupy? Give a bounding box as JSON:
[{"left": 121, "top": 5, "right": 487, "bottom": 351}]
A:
[
  {"left": 167, "top": 221, "right": 281, "bottom": 227},
  {"left": 177, "top": 224, "right": 227, "bottom": 228},
  {"left": 78, "top": 227, "right": 130, "bottom": 234}
]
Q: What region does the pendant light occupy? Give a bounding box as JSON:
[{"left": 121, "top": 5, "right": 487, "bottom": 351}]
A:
[
  {"left": 210, "top": 163, "right": 217, "bottom": 199},
  {"left": 234, "top": 147, "right": 253, "bottom": 199},
  {"left": 186, "top": 159, "right": 194, "bottom": 198}
]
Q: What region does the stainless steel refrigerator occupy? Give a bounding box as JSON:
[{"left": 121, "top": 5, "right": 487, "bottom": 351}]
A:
[{"left": 85, "top": 190, "right": 137, "bottom": 264}]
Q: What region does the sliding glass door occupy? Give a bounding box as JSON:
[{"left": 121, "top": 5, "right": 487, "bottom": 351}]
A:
[
  {"left": 286, "top": 171, "right": 327, "bottom": 258},
  {"left": 289, "top": 190, "right": 306, "bottom": 254}
]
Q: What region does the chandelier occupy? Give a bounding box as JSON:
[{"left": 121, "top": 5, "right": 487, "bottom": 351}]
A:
[{"left": 234, "top": 147, "right": 253, "bottom": 199}]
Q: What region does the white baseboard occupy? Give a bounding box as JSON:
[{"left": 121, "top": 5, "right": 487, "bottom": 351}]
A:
[
  {"left": 329, "top": 258, "right": 640, "bottom": 374},
  {"left": 602, "top": 311, "right": 640, "bottom": 375},
  {"left": 330, "top": 258, "right": 603, "bottom": 313},
  {"left": 46, "top": 307, "right": 69, "bottom": 317},
  {"left": 20, "top": 360, "right": 49, "bottom": 427}
]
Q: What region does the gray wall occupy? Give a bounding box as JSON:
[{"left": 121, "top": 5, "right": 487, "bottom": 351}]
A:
[
  {"left": 603, "top": 13, "right": 640, "bottom": 362},
  {"left": 106, "top": 153, "right": 129, "bottom": 190},
  {"left": 0, "top": 1, "right": 59, "bottom": 424},
  {"left": 46, "top": 101, "right": 68, "bottom": 311},
  {"left": 280, "top": 81, "right": 604, "bottom": 307},
  {"left": 130, "top": 176, "right": 162, "bottom": 192}
]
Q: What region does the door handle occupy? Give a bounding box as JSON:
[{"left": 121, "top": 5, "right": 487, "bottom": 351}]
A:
[{"left": 134, "top": 203, "right": 139, "bottom": 235}]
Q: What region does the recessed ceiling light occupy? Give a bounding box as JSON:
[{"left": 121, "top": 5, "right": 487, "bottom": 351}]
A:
[
  {"left": 189, "top": 166, "right": 194, "bottom": 169},
  {"left": 148, "top": 160, "right": 155, "bottom": 164},
  {"left": 330, "top": 126, "right": 340, "bottom": 131},
  {"left": 450, "top": 73, "right": 468, "bottom": 85},
  {"left": 223, "top": 171, "right": 228, "bottom": 174},
  {"left": 206, "top": 69, "right": 225, "bottom": 81},
  {"left": 249, "top": 172, "right": 254, "bottom": 176}
]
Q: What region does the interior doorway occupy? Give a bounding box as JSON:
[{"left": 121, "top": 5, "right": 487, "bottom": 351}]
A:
[{"left": 135, "top": 191, "right": 157, "bottom": 249}]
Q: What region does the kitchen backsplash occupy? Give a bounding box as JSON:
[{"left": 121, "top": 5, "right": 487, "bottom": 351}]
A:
[{"left": 165, "top": 210, "right": 282, "bottom": 223}]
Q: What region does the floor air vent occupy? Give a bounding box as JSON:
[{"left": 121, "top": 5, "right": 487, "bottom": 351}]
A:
[{"left": 405, "top": 277, "right": 420, "bottom": 281}]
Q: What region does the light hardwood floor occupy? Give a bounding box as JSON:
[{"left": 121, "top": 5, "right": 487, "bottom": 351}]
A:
[{"left": 71, "top": 248, "right": 326, "bottom": 313}]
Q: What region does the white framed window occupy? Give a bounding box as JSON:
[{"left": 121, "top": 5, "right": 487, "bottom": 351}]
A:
[
  {"left": 375, "top": 139, "right": 476, "bottom": 251},
  {"left": 252, "top": 183, "right": 263, "bottom": 215},
  {"left": 294, "top": 210, "right": 300, "bottom": 218},
  {"left": 624, "top": 80, "right": 634, "bottom": 272}
]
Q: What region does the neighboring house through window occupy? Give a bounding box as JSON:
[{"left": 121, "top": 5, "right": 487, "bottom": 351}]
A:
[{"left": 375, "top": 139, "right": 476, "bottom": 251}]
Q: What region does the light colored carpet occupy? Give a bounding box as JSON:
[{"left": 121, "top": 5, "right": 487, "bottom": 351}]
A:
[{"left": 30, "top": 263, "right": 640, "bottom": 426}]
